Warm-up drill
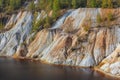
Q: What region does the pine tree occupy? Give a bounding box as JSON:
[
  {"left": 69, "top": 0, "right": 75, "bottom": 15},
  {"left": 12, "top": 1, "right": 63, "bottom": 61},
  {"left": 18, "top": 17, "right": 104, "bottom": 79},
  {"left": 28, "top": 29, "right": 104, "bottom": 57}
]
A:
[
  {"left": 53, "top": 0, "right": 60, "bottom": 19},
  {"left": 108, "top": 0, "right": 113, "bottom": 8},
  {"left": 96, "top": 0, "right": 101, "bottom": 7},
  {"left": 72, "top": 0, "right": 77, "bottom": 8},
  {"left": 38, "top": 0, "right": 45, "bottom": 10},
  {"left": 0, "top": 0, "right": 3, "bottom": 8},
  {"left": 91, "top": 0, "right": 96, "bottom": 7},
  {"left": 87, "top": 0, "right": 96, "bottom": 8},
  {"left": 0, "top": 19, "right": 4, "bottom": 30},
  {"left": 67, "top": 0, "right": 71, "bottom": 8},
  {"left": 102, "top": 0, "right": 113, "bottom": 8},
  {"left": 9, "top": 0, "right": 16, "bottom": 10},
  {"left": 49, "top": 0, "right": 53, "bottom": 10},
  {"left": 118, "top": 0, "right": 120, "bottom": 7},
  {"left": 102, "top": 0, "right": 108, "bottom": 8},
  {"left": 15, "top": 0, "right": 21, "bottom": 9},
  {"left": 28, "top": 1, "right": 35, "bottom": 11}
]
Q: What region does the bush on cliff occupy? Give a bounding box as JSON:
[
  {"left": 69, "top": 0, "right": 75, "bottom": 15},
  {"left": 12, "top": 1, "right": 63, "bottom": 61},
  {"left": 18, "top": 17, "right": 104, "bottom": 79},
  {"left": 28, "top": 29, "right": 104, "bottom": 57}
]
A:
[
  {"left": 107, "top": 12, "right": 114, "bottom": 21},
  {"left": 97, "top": 14, "right": 102, "bottom": 23},
  {"left": 28, "top": 1, "right": 35, "bottom": 12},
  {"left": 82, "top": 19, "right": 91, "bottom": 32},
  {"left": 0, "top": 21, "right": 4, "bottom": 30}
]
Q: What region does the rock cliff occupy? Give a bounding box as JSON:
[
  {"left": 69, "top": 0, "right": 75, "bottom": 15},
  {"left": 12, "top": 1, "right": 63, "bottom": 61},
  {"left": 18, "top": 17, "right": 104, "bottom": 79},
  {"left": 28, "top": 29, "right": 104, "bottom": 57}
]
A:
[
  {"left": 0, "top": 8, "right": 120, "bottom": 77},
  {"left": 0, "top": 11, "right": 32, "bottom": 56}
]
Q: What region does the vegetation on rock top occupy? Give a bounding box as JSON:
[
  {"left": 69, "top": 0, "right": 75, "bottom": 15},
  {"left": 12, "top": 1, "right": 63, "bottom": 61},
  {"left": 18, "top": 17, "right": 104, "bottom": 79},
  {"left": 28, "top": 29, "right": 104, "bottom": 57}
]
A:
[{"left": 0, "top": 0, "right": 119, "bottom": 32}]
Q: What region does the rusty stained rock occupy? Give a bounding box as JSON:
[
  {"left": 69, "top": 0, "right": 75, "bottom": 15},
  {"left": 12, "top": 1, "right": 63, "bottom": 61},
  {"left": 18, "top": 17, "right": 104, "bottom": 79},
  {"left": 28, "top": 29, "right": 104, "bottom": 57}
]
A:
[{"left": 0, "top": 8, "right": 120, "bottom": 76}]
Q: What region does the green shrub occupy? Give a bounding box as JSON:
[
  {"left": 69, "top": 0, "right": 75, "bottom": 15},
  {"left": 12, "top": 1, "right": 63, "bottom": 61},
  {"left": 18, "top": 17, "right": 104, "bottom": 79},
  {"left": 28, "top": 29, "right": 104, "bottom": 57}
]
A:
[
  {"left": 43, "top": 16, "right": 53, "bottom": 28},
  {"left": 97, "top": 14, "right": 102, "bottom": 23},
  {"left": 32, "top": 19, "right": 45, "bottom": 32},
  {"left": 82, "top": 19, "right": 91, "bottom": 32},
  {"left": 83, "top": 24, "right": 90, "bottom": 32},
  {"left": 28, "top": 1, "right": 35, "bottom": 11},
  {"left": 0, "top": 22, "right": 4, "bottom": 30},
  {"left": 107, "top": 12, "right": 114, "bottom": 21},
  {"left": 32, "top": 15, "right": 54, "bottom": 32}
]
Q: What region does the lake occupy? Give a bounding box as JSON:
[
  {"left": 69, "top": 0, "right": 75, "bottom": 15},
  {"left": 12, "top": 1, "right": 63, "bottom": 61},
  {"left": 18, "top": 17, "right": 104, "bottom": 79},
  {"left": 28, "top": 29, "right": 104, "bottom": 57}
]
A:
[{"left": 0, "top": 57, "right": 117, "bottom": 80}]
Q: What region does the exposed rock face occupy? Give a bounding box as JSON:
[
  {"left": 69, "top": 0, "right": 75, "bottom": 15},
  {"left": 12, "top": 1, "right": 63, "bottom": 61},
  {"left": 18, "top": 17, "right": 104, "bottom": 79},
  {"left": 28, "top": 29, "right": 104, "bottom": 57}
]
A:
[
  {"left": 0, "top": 11, "right": 32, "bottom": 56},
  {"left": 27, "top": 8, "right": 120, "bottom": 67},
  {"left": 99, "top": 44, "right": 120, "bottom": 76},
  {"left": 0, "top": 8, "right": 120, "bottom": 76}
]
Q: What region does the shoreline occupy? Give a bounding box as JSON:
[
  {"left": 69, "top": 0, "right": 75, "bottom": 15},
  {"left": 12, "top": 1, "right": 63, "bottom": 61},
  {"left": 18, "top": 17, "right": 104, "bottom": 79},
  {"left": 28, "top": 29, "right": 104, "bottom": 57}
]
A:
[
  {"left": 0, "top": 56, "right": 120, "bottom": 79},
  {"left": 94, "top": 67, "right": 120, "bottom": 79}
]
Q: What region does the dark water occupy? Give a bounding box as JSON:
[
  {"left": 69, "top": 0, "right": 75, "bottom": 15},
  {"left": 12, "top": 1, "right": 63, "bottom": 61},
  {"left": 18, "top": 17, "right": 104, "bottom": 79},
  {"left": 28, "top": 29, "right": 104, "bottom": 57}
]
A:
[{"left": 0, "top": 58, "right": 117, "bottom": 80}]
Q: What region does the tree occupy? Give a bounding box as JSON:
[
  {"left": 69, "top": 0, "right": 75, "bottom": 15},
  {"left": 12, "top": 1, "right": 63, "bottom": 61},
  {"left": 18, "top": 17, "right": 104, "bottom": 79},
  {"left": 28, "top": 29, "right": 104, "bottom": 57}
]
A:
[
  {"left": 108, "top": 0, "right": 113, "bottom": 8},
  {"left": 9, "top": 0, "right": 16, "bottom": 10},
  {"left": 0, "top": 20, "right": 4, "bottom": 30},
  {"left": 117, "top": 0, "right": 120, "bottom": 7},
  {"left": 53, "top": 0, "right": 60, "bottom": 19},
  {"left": 0, "top": 0, "right": 3, "bottom": 8},
  {"left": 66, "top": 0, "right": 71, "bottom": 8},
  {"left": 91, "top": 0, "right": 97, "bottom": 7},
  {"left": 72, "top": 0, "right": 77, "bottom": 8},
  {"left": 102, "top": 0, "right": 107, "bottom": 8},
  {"left": 78, "top": 0, "right": 87, "bottom": 7},
  {"left": 87, "top": 0, "right": 97, "bottom": 8},
  {"left": 96, "top": 0, "right": 102, "bottom": 7},
  {"left": 9, "top": 0, "right": 22, "bottom": 10},
  {"left": 15, "top": 0, "right": 21, "bottom": 9},
  {"left": 38, "top": 0, "right": 45, "bottom": 10},
  {"left": 102, "top": 0, "right": 113, "bottom": 8},
  {"left": 49, "top": 0, "right": 53, "bottom": 9},
  {"left": 44, "top": 16, "right": 52, "bottom": 28},
  {"left": 97, "top": 14, "right": 102, "bottom": 23},
  {"left": 28, "top": 1, "right": 35, "bottom": 11}
]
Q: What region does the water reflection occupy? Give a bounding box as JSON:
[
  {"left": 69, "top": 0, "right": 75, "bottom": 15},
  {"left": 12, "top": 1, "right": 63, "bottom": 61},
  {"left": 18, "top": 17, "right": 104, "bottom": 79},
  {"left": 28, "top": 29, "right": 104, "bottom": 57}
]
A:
[{"left": 0, "top": 58, "right": 117, "bottom": 80}]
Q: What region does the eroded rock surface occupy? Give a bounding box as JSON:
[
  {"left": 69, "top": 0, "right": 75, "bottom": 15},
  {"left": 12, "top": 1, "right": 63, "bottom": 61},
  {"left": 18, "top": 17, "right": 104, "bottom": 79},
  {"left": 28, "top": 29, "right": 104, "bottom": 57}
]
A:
[
  {"left": 27, "top": 8, "right": 120, "bottom": 67},
  {"left": 99, "top": 45, "right": 120, "bottom": 76},
  {"left": 0, "top": 11, "right": 32, "bottom": 56},
  {"left": 1, "top": 8, "right": 120, "bottom": 76}
]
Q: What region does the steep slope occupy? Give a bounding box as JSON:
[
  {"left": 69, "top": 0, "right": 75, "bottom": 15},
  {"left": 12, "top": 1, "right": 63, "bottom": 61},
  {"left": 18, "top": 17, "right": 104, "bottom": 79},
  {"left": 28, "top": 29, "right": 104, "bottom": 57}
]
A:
[
  {"left": 27, "top": 8, "right": 120, "bottom": 67},
  {"left": 99, "top": 45, "right": 120, "bottom": 76},
  {"left": 0, "top": 8, "right": 120, "bottom": 77},
  {"left": 0, "top": 11, "right": 33, "bottom": 56}
]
